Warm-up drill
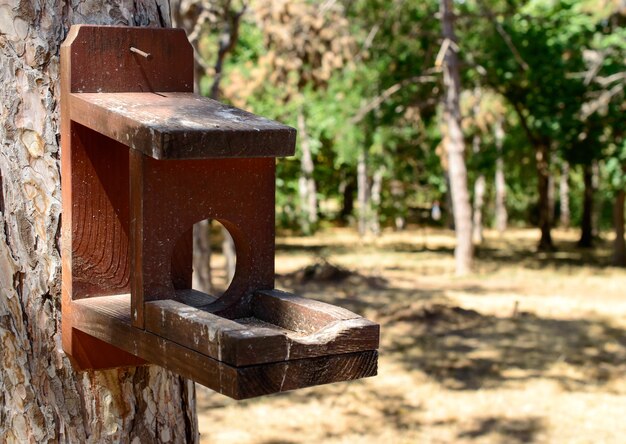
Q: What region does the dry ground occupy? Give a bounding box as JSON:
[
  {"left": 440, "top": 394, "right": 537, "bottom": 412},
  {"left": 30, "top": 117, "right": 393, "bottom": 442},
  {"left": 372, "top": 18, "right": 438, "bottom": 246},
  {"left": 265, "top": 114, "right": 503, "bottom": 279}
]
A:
[{"left": 197, "top": 227, "right": 626, "bottom": 444}]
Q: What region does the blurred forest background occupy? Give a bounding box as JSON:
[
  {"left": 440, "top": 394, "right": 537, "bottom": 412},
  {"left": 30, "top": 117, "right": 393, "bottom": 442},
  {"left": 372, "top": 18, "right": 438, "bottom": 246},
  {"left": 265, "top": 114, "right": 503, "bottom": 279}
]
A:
[{"left": 170, "top": 0, "right": 625, "bottom": 442}]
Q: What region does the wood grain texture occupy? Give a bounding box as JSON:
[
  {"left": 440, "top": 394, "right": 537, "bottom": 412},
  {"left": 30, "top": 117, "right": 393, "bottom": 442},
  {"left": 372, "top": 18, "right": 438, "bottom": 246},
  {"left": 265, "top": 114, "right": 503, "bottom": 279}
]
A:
[
  {"left": 60, "top": 24, "right": 378, "bottom": 400},
  {"left": 72, "top": 294, "right": 377, "bottom": 399},
  {"left": 130, "top": 155, "right": 277, "bottom": 327},
  {"left": 70, "top": 92, "right": 296, "bottom": 159},
  {"left": 144, "top": 289, "right": 379, "bottom": 367},
  {"left": 62, "top": 25, "right": 194, "bottom": 94}
]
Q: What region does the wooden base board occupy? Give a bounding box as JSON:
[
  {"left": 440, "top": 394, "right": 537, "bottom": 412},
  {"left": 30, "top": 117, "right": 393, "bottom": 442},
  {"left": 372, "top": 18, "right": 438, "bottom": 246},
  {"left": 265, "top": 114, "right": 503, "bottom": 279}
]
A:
[{"left": 70, "top": 294, "right": 378, "bottom": 399}]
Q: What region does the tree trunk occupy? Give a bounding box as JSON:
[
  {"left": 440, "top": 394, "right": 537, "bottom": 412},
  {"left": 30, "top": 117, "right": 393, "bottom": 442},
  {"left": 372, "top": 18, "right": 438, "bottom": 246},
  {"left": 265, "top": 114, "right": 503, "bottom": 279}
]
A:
[
  {"left": 222, "top": 227, "right": 236, "bottom": 286},
  {"left": 357, "top": 148, "right": 369, "bottom": 237},
  {"left": 0, "top": 2, "right": 198, "bottom": 442},
  {"left": 473, "top": 174, "right": 486, "bottom": 244},
  {"left": 444, "top": 171, "right": 455, "bottom": 229},
  {"left": 612, "top": 189, "right": 626, "bottom": 266},
  {"left": 192, "top": 220, "right": 213, "bottom": 293},
  {"left": 339, "top": 178, "right": 355, "bottom": 223},
  {"left": 494, "top": 117, "right": 507, "bottom": 233},
  {"left": 440, "top": 0, "right": 473, "bottom": 274},
  {"left": 578, "top": 163, "right": 595, "bottom": 248},
  {"left": 390, "top": 179, "right": 406, "bottom": 230},
  {"left": 471, "top": 91, "right": 485, "bottom": 244},
  {"left": 370, "top": 166, "right": 384, "bottom": 237},
  {"left": 592, "top": 160, "right": 600, "bottom": 237},
  {"left": 297, "top": 111, "right": 318, "bottom": 234},
  {"left": 560, "top": 161, "right": 570, "bottom": 228},
  {"left": 547, "top": 150, "right": 556, "bottom": 228},
  {"left": 536, "top": 143, "right": 554, "bottom": 250}
]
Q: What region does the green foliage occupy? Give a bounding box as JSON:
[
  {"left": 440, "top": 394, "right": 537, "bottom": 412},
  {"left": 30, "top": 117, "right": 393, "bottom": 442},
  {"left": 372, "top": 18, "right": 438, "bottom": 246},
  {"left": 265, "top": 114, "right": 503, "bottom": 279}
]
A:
[{"left": 196, "top": 0, "right": 624, "bottom": 233}]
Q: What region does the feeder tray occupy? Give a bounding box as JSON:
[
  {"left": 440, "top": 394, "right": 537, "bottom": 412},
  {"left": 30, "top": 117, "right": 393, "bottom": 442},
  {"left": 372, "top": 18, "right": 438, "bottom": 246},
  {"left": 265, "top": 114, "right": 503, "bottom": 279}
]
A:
[{"left": 60, "top": 25, "right": 378, "bottom": 399}]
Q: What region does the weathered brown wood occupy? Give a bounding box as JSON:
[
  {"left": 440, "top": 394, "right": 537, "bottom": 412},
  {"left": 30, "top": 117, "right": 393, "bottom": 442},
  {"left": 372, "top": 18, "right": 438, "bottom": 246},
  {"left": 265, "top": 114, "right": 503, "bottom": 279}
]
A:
[
  {"left": 145, "top": 299, "right": 288, "bottom": 366},
  {"left": 144, "top": 291, "right": 379, "bottom": 366},
  {"left": 253, "top": 289, "right": 363, "bottom": 332},
  {"left": 61, "top": 25, "right": 378, "bottom": 398},
  {"left": 71, "top": 294, "right": 378, "bottom": 399},
  {"left": 70, "top": 93, "right": 297, "bottom": 159},
  {"left": 129, "top": 155, "right": 277, "bottom": 328},
  {"left": 63, "top": 25, "right": 194, "bottom": 94},
  {"left": 235, "top": 350, "right": 378, "bottom": 399}
]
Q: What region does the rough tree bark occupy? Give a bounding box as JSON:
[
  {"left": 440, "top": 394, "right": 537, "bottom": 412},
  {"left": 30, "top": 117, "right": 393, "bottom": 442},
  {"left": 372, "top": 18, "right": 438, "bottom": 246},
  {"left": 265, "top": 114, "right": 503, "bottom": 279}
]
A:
[
  {"left": 494, "top": 117, "right": 507, "bottom": 233},
  {"left": 0, "top": 2, "right": 198, "bottom": 442},
  {"left": 560, "top": 161, "right": 570, "bottom": 228},
  {"left": 579, "top": 163, "right": 595, "bottom": 248},
  {"left": 440, "top": 0, "right": 473, "bottom": 274},
  {"left": 612, "top": 189, "right": 625, "bottom": 267}
]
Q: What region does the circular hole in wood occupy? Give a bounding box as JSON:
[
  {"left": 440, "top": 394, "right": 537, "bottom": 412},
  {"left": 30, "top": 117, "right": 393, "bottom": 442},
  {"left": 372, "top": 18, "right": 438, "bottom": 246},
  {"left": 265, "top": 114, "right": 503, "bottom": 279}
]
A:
[{"left": 191, "top": 219, "right": 236, "bottom": 297}]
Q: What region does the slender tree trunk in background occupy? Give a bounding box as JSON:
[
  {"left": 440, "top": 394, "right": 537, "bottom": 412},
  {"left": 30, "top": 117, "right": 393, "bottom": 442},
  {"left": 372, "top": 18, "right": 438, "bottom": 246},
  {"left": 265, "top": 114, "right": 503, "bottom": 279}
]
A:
[
  {"left": 473, "top": 173, "right": 486, "bottom": 244},
  {"left": 579, "top": 163, "right": 595, "bottom": 248},
  {"left": 471, "top": 91, "right": 485, "bottom": 244},
  {"left": 297, "top": 111, "right": 318, "bottom": 234},
  {"left": 171, "top": 0, "right": 208, "bottom": 93},
  {"left": 494, "top": 118, "right": 507, "bottom": 233},
  {"left": 0, "top": 3, "right": 198, "bottom": 442},
  {"left": 192, "top": 220, "right": 213, "bottom": 293},
  {"left": 612, "top": 189, "right": 626, "bottom": 266},
  {"left": 536, "top": 143, "right": 554, "bottom": 250},
  {"left": 440, "top": 0, "right": 473, "bottom": 274},
  {"left": 547, "top": 150, "right": 556, "bottom": 228},
  {"left": 339, "top": 179, "right": 355, "bottom": 222},
  {"left": 222, "top": 229, "right": 236, "bottom": 285},
  {"left": 592, "top": 160, "right": 600, "bottom": 237},
  {"left": 560, "top": 161, "right": 571, "bottom": 228},
  {"left": 370, "top": 167, "right": 384, "bottom": 236},
  {"left": 390, "top": 180, "right": 406, "bottom": 230},
  {"left": 357, "top": 148, "right": 370, "bottom": 237},
  {"left": 471, "top": 97, "right": 485, "bottom": 245},
  {"left": 444, "top": 171, "right": 455, "bottom": 229}
]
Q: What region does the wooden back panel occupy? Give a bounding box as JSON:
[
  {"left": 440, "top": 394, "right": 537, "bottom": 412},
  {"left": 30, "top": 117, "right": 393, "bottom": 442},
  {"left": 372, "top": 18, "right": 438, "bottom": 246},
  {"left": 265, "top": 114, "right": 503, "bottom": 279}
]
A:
[
  {"left": 61, "top": 25, "right": 194, "bottom": 367},
  {"left": 62, "top": 25, "right": 193, "bottom": 93}
]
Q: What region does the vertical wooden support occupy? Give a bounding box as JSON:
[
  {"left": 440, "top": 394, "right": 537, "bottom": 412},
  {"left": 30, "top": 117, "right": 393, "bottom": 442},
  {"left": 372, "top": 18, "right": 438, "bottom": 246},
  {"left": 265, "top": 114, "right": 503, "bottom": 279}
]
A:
[
  {"left": 61, "top": 25, "right": 193, "bottom": 369},
  {"left": 130, "top": 154, "right": 276, "bottom": 327}
]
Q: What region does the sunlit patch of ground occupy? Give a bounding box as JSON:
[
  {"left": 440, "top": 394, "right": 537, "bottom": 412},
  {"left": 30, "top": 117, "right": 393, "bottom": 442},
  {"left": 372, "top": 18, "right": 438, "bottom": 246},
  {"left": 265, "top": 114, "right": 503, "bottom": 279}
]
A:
[{"left": 197, "top": 227, "right": 626, "bottom": 443}]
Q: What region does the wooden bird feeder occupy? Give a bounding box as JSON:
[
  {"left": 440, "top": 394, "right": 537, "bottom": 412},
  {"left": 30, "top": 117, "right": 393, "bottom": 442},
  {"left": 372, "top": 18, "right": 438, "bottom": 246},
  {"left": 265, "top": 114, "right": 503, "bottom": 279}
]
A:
[{"left": 60, "top": 25, "right": 379, "bottom": 399}]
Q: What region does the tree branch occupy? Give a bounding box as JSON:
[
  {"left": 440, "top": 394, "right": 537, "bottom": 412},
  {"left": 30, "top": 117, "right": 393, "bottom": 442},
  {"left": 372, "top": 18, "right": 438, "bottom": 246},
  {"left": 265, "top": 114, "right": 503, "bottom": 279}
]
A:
[
  {"left": 210, "top": 1, "right": 247, "bottom": 100},
  {"left": 350, "top": 72, "right": 437, "bottom": 125}
]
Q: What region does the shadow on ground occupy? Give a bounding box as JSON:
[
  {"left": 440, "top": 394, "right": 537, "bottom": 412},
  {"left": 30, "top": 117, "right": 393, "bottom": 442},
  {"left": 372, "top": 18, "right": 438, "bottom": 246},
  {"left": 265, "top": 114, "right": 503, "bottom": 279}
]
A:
[
  {"left": 381, "top": 301, "right": 626, "bottom": 391},
  {"left": 458, "top": 416, "right": 545, "bottom": 443},
  {"left": 277, "top": 259, "right": 626, "bottom": 393}
]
